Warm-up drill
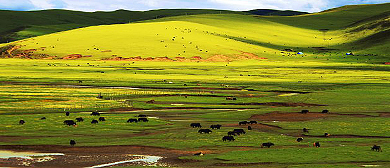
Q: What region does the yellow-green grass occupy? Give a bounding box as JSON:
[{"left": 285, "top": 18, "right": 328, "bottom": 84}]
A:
[
  {"left": 0, "top": 58, "right": 390, "bottom": 167},
  {"left": 6, "top": 12, "right": 389, "bottom": 62},
  {"left": 11, "top": 19, "right": 282, "bottom": 60}
]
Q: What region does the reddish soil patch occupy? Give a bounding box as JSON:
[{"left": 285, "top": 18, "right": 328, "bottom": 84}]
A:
[
  {"left": 250, "top": 112, "right": 336, "bottom": 122},
  {"left": 0, "top": 136, "right": 30, "bottom": 143},
  {"left": 63, "top": 54, "right": 82, "bottom": 60},
  {"left": 384, "top": 62, "right": 390, "bottom": 65},
  {"left": 105, "top": 52, "right": 266, "bottom": 62},
  {"left": 379, "top": 112, "right": 390, "bottom": 117}
]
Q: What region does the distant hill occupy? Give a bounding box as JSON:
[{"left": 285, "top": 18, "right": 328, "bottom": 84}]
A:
[
  {"left": 0, "top": 9, "right": 245, "bottom": 43},
  {"left": 246, "top": 9, "right": 308, "bottom": 16},
  {"left": 1, "top": 3, "right": 390, "bottom": 63},
  {"left": 263, "top": 3, "right": 390, "bottom": 30},
  {"left": 0, "top": 8, "right": 308, "bottom": 43}
]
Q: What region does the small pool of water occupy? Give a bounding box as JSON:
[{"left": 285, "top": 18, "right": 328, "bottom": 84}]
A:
[
  {"left": 0, "top": 150, "right": 64, "bottom": 159},
  {"left": 87, "top": 155, "right": 162, "bottom": 168}
]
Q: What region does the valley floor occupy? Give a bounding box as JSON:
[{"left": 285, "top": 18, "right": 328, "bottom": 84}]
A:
[{"left": 0, "top": 59, "right": 389, "bottom": 168}]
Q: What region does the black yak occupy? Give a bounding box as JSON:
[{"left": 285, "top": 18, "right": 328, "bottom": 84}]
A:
[
  {"left": 239, "top": 121, "right": 248, "bottom": 125},
  {"left": 301, "top": 110, "right": 309, "bottom": 114},
  {"left": 76, "top": 117, "right": 84, "bottom": 122},
  {"left": 198, "top": 129, "right": 212, "bottom": 134},
  {"left": 70, "top": 140, "right": 76, "bottom": 146},
  {"left": 127, "top": 119, "right": 138, "bottom": 123},
  {"left": 222, "top": 136, "right": 235, "bottom": 141},
  {"left": 371, "top": 145, "right": 382, "bottom": 152},
  {"left": 261, "top": 142, "right": 275, "bottom": 148},
  {"left": 233, "top": 129, "right": 246, "bottom": 135},
  {"left": 138, "top": 118, "right": 149, "bottom": 122},
  {"left": 64, "top": 120, "right": 76, "bottom": 126},
  {"left": 210, "top": 124, "right": 222, "bottom": 129},
  {"left": 190, "top": 123, "right": 202, "bottom": 128},
  {"left": 91, "top": 112, "right": 100, "bottom": 116}
]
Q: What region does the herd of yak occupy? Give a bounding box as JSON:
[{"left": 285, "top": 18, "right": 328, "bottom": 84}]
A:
[{"left": 17, "top": 109, "right": 383, "bottom": 152}]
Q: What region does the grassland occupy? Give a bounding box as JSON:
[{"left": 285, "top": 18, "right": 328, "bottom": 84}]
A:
[
  {"left": 0, "top": 58, "right": 389, "bottom": 167},
  {"left": 2, "top": 3, "right": 389, "bottom": 63},
  {"left": 0, "top": 8, "right": 306, "bottom": 43},
  {"left": 0, "top": 2, "right": 390, "bottom": 168}
]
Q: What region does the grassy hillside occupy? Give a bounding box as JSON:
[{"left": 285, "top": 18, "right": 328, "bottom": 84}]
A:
[
  {"left": 263, "top": 3, "right": 390, "bottom": 30},
  {"left": 1, "top": 4, "right": 390, "bottom": 168},
  {"left": 0, "top": 9, "right": 245, "bottom": 43},
  {"left": 246, "top": 9, "right": 308, "bottom": 16},
  {"left": 2, "top": 14, "right": 331, "bottom": 61},
  {"left": 0, "top": 8, "right": 309, "bottom": 43},
  {"left": 0, "top": 3, "right": 389, "bottom": 62}
]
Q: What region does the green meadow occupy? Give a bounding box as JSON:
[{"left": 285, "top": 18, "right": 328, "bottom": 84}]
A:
[{"left": 0, "top": 2, "right": 390, "bottom": 168}]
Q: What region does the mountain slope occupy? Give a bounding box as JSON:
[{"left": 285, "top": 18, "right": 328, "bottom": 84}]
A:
[
  {"left": 0, "top": 9, "right": 245, "bottom": 43},
  {"left": 246, "top": 9, "right": 308, "bottom": 16},
  {"left": 1, "top": 3, "right": 390, "bottom": 62},
  {"left": 0, "top": 8, "right": 309, "bottom": 43},
  {"left": 262, "top": 3, "right": 390, "bottom": 30}
]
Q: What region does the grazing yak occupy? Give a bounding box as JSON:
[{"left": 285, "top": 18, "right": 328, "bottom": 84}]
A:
[
  {"left": 322, "top": 110, "right": 329, "bottom": 113},
  {"left": 91, "top": 112, "right": 100, "bottom": 116},
  {"left": 96, "top": 93, "right": 103, "bottom": 99},
  {"left": 99, "top": 117, "right": 106, "bottom": 121},
  {"left": 301, "top": 110, "right": 309, "bottom": 114},
  {"left": 261, "top": 142, "right": 275, "bottom": 148},
  {"left": 234, "top": 129, "right": 246, "bottom": 135},
  {"left": 239, "top": 121, "right": 248, "bottom": 125},
  {"left": 66, "top": 112, "right": 70, "bottom": 116},
  {"left": 190, "top": 123, "right": 202, "bottom": 128},
  {"left": 40, "top": 117, "right": 46, "bottom": 120},
  {"left": 222, "top": 136, "right": 235, "bottom": 141},
  {"left": 324, "top": 133, "right": 330, "bottom": 137},
  {"left": 19, "top": 120, "right": 25, "bottom": 125},
  {"left": 248, "top": 126, "right": 252, "bottom": 130},
  {"left": 371, "top": 145, "right": 382, "bottom": 152},
  {"left": 127, "top": 119, "right": 138, "bottom": 123},
  {"left": 76, "top": 117, "right": 84, "bottom": 122},
  {"left": 70, "top": 140, "right": 76, "bottom": 146},
  {"left": 138, "top": 118, "right": 149, "bottom": 122},
  {"left": 210, "top": 124, "right": 222, "bottom": 129},
  {"left": 64, "top": 120, "right": 76, "bottom": 126},
  {"left": 296, "top": 137, "right": 304, "bottom": 142},
  {"left": 146, "top": 100, "right": 155, "bottom": 104},
  {"left": 194, "top": 152, "right": 204, "bottom": 156},
  {"left": 303, "top": 128, "right": 309, "bottom": 133},
  {"left": 198, "top": 129, "right": 212, "bottom": 134},
  {"left": 314, "top": 142, "right": 320, "bottom": 147},
  {"left": 91, "top": 120, "right": 99, "bottom": 124},
  {"left": 228, "top": 131, "right": 237, "bottom": 136},
  {"left": 226, "top": 97, "right": 237, "bottom": 100},
  {"left": 249, "top": 121, "right": 257, "bottom": 124}
]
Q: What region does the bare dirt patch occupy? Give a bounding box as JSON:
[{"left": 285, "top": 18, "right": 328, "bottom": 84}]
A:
[
  {"left": 105, "top": 52, "right": 267, "bottom": 62},
  {"left": 379, "top": 112, "right": 390, "bottom": 117}
]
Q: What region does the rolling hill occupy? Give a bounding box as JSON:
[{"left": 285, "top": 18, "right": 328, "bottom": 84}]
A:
[
  {"left": 0, "top": 8, "right": 308, "bottom": 43},
  {"left": 0, "top": 3, "right": 389, "bottom": 62}
]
